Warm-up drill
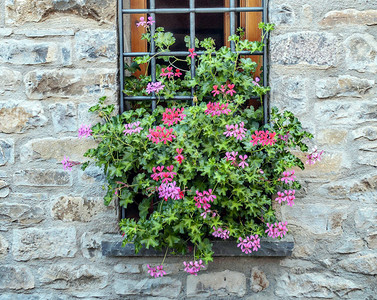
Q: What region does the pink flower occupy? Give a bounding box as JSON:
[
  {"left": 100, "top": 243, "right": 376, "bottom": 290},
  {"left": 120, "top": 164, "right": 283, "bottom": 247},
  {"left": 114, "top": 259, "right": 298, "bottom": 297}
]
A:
[
  {"left": 158, "top": 181, "right": 182, "bottom": 201},
  {"left": 237, "top": 234, "right": 261, "bottom": 254},
  {"left": 211, "top": 85, "right": 220, "bottom": 97},
  {"left": 146, "top": 81, "right": 165, "bottom": 94},
  {"left": 212, "top": 227, "right": 230, "bottom": 239},
  {"left": 306, "top": 147, "right": 324, "bottom": 165},
  {"left": 205, "top": 102, "right": 231, "bottom": 117},
  {"left": 183, "top": 260, "right": 205, "bottom": 276},
  {"left": 147, "top": 16, "right": 155, "bottom": 26},
  {"left": 280, "top": 170, "right": 296, "bottom": 184},
  {"left": 61, "top": 156, "right": 80, "bottom": 171},
  {"left": 147, "top": 126, "right": 176, "bottom": 144},
  {"left": 250, "top": 130, "right": 277, "bottom": 146},
  {"left": 224, "top": 151, "right": 238, "bottom": 165},
  {"left": 147, "top": 265, "right": 166, "bottom": 278},
  {"left": 201, "top": 208, "right": 217, "bottom": 219},
  {"left": 162, "top": 107, "right": 186, "bottom": 126},
  {"left": 78, "top": 124, "right": 92, "bottom": 138},
  {"left": 220, "top": 85, "right": 226, "bottom": 93},
  {"left": 275, "top": 190, "right": 295, "bottom": 207},
  {"left": 160, "top": 66, "right": 174, "bottom": 78},
  {"left": 123, "top": 121, "right": 143, "bottom": 135},
  {"left": 174, "top": 148, "right": 184, "bottom": 164},
  {"left": 265, "top": 222, "right": 288, "bottom": 238},
  {"left": 238, "top": 155, "right": 249, "bottom": 169},
  {"left": 136, "top": 17, "right": 147, "bottom": 27},
  {"left": 223, "top": 122, "right": 247, "bottom": 141},
  {"left": 226, "top": 84, "right": 236, "bottom": 96},
  {"left": 188, "top": 48, "right": 197, "bottom": 58},
  {"left": 174, "top": 69, "right": 182, "bottom": 77},
  {"left": 194, "top": 189, "right": 216, "bottom": 210},
  {"left": 252, "top": 77, "right": 260, "bottom": 86}
]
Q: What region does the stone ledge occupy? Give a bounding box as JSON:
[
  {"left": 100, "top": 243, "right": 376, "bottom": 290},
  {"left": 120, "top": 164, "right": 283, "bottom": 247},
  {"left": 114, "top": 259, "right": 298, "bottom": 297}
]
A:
[{"left": 102, "top": 238, "right": 294, "bottom": 257}]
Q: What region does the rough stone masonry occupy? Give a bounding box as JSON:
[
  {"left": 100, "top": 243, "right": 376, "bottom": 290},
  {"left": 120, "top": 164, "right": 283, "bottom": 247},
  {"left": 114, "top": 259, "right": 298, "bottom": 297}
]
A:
[{"left": 0, "top": 0, "right": 376, "bottom": 299}]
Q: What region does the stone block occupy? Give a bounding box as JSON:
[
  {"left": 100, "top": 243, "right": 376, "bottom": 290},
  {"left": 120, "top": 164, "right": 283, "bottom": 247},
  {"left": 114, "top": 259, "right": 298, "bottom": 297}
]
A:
[
  {"left": 358, "top": 152, "right": 377, "bottom": 167},
  {"left": 0, "top": 203, "right": 45, "bottom": 228},
  {"left": 24, "top": 69, "right": 116, "bottom": 100},
  {"left": 330, "top": 236, "right": 365, "bottom": 254},
  {"left": 13, "top": 169, "right": 72, "bottom": 187},
  {"left": 186, "top": 270, "right": 246, "bottom": 297},
  {"left": 276, "top": 272, "right": 364, "bottom": 298},
  {"left": 114, "top": 277, "right": 182, "bottom": 298},
  {"left": 338, "top": 252, "right": 377, "bottom": 275},
  {"left": 354, "top": 206, "right": 377, "bottom": 234},
  {"left": 317, "top": 129, "right": 348, "bottom": 145},
  {"left": 51, "top": 196, "right": 104, "bottom": 222},
  {"left": 0, "top": 234, "right": 9, "bottom": 257},
  {"left": 315, "top": 75, "right": 374, "bottom": 99},
  {"left": 75, "top": 30, "right": 117, "bottom": 62},
  {"left": 0, "top": 68, "right": 22, "bottom": 94},
  {"left": 21, "top": 137, "right": 97, "bottom": 163},
  {"left": 269, "top": 5, "right": 295, "bottom": 25},
  {"left": 40, "top": 264, "right": 108, "bottom": 290},
  {"left": 271, "top": 32, "right": 337, "bottom": 67},
  {"left": 49, "top": 103, "right": 77, "bottom": 133},
  {"left": 0, "top": 139, "right": 14, "bottom": 166},
  {"left": 0, "top": 295, "right": 68, "bottom": 300},
  {"left": 0, "top": 29, "right": 12, "bottom": 37},
  {"left": 14, "top": 28, "right": 75, "bottom": 37},
  {"left": 5, "top": 0, "right": 116, "bottom": 25},
  {"left": 0, "top": 101, "right": 47, "bottom": 133},
  {"left": 251, "top": 267, "right": 269, "bottom": 293},
  {"left": 13, "top": 227, "right": 77, "bottom": 261},
  {"left": 114, "top": 263, "right": 141, "bottom": 274},
  {"left": 315, "top": 101, "right": 358, "bottom": 125},
  {"left": 321, "top": 9, "right": 377, "bottom": 27},
  {"left": 0, "top": 266, "right": 34, "bottom": 290},
  {"left": 0, "top": 180, "right": 10, "bottom": 198},
  {"left": 344, "top": 33, "right": 377, "bottom": 73},
  {"left": 81, "top": 232, "right": 103, "bottom": 259},
  {"left": 353, "top": 126, "right": 377, "bottom": 141},
  {"left": 366, "top": 233, "right": 377, "bottom": 249}
]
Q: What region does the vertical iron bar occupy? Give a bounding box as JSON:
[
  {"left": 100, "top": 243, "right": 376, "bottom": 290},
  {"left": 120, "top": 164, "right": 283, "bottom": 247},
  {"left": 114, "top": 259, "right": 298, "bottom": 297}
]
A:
[
  {"left": 229, "top": 0, "right": 236, "bottom": 52},
  {"left": 262, "top": 0, "right": 268, "bottom": 125},
  {"left": 190, "top": 0, "right": 195, "bottom": 106},
  {"left": 150, "top": 0, "right": 156, "bottom": 111},
  {"left": 119, "top": 0, "right": 125, "bottom": 114}
]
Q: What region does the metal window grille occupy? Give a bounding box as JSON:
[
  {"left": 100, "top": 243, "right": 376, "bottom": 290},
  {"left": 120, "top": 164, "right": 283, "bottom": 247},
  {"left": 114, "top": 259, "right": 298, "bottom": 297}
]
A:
[{"left": 118, "top": 0, "right": 268, "bottom": 219}]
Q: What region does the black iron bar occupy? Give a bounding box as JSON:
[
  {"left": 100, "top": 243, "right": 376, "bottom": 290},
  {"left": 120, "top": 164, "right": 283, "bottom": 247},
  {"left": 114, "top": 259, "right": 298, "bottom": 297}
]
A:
[
  {"left": 230, "top": 0, "right": 236, "bottom": 52},
  {"left": 150, "top": 0, "right": 156, "bottom": 111},
  {"left": 123, "top": 95, "right": 260, "bottom": 101},
  {"left": 123, "top": 7, "right": 263, "bottom": 14},
  {"left": 123, "top": 50, "right": 263, "bottom": 57},
  {"left": 262, "top": 0, "right": 268, "bottom": 125},
  {"left": 118, "top": 0, "right": 125, "bottom": 115},
  {"left": 190, "top": 0, "right": 195, "bottom": 106}
]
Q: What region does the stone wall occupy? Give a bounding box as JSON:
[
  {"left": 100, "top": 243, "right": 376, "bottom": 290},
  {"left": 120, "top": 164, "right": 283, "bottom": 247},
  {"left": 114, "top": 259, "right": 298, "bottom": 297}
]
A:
[{"left": 0, "top": 0, "right": 376, "bottom": 299}]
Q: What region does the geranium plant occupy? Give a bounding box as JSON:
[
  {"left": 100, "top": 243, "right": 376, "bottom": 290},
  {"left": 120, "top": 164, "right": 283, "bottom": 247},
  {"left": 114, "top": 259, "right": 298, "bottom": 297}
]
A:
[{"left": 63, "top": 17, "right": 323, "bottom": 277}]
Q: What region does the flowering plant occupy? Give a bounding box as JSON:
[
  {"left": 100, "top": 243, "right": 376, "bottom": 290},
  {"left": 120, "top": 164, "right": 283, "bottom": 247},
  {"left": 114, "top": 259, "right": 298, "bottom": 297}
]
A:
[{"left": 63, "top": 17, "right": 323, "bottom": 277}]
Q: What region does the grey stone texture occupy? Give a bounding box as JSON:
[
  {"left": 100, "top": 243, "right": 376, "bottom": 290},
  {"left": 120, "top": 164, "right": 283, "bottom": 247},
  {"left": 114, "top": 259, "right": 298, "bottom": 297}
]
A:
[{"left": 0, "top": 0, "right": 376, "bottom": 299}]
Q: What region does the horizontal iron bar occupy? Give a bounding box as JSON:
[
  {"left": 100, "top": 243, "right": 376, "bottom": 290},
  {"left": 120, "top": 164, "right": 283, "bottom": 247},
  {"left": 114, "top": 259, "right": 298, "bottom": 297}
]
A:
[
  {"left": 123, "top": 96, "right": 260, "bottom": 101},
  {"left": 123, "top": 50, "right": 263, "bottom": 57},
  {"left": 123, "top": 7, "right": 263, "bottom": 14}
]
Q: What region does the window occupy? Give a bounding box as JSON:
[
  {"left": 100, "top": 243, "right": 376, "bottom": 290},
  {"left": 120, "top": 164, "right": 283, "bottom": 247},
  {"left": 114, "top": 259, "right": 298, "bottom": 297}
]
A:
[{"left": 118, "top": 0, "right": 268, "bottom": 219}]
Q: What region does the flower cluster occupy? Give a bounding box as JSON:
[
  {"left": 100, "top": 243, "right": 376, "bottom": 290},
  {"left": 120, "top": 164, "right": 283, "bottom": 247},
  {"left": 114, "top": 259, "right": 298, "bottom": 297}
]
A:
[
  {"left": 265, "top": 222, "right": 288, "bottom": 238},
  {"left": 123, "top": 121, "right": 143, "bottom": 135},
  {"left": 200, "top": 208, "right": 217, "bottom": 219},
  {"left": 136, "top": 16, "right": 155, "bottom": 28},
  {"left": 160, "top": 67, "right": 182, "bottom": 78},
  {"left": 212, "top": 227, "right": 230, "bottom": 240},
  {"left": 147, "top": 126, "right": 176, "bottom": 144},
  {"left": 162, "top": 107, "right": 186, "bottom": 126},
  {"left": 223, "top": 122, "right": 247, "bottom": 141},
  {"left": 204, "top": 102, "right": 231, "bottom": 117},
  {"left": 275, "top": 190, "right": 296, "bottom": 207},
  {"left": 211, "top": 84, "right": 236, "bottom": 97},
  {"left": 306, "top": 147, "right": 324, "bottom": 165},
  {"left": 158, "top": 181, "right": 183, "bottom": 201},
  {"left": 183, "top": 260, "right": 205, "bottom": 276},
  {"left": 250, "top": 130, "right": 277, "bottom": 146},
  {"left": 194, "top": 189, "right": 216, "bottom": 210},
  {"left": 174, "top": 148, "right": 184, "bottom": 164},
  {"left": 224, "top": 151, "right": 238, "bottom": 164},
  {"left": 78, "top": 124, "right": 92, "bottom": 138},
  {"left": 280, "top": 170, "right": 296, "bottom": 184},
  {"left": 146, "top": 81, "right": 165, "bottom": 94},
  {"left": 147, "top": 265, "right": 166, "bottom": 278},
  {"left": 237, "top": 235, "right": 261, "bottom": 254},
  {"left": 151, "top": 165, "right": 176, "bottom": 183},
  {"left": 188, "top": 48, "right": 197, "bottom": 58}
]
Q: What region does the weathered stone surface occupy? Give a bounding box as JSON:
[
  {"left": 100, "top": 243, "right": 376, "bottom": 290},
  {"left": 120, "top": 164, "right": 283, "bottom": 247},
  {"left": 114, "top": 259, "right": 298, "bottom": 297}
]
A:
[
  {"left": 0, "top": 295, "right": 68, "bottom": 300},
  {"left": 270, "top": 76, "right": 308, "bottom": 114},
  {"left": 0, "top": 29, "right": 13, "bottom": 37},
  {"left": 344, "top": 33, "right": 377, "bottom": 73},
  {"left": 315, "top": 75, "right": 374, "bottom": 99},
  {"left": 81, "top": 231, "right": 103, "bottom": 259},
  {"left": 40, "top": 264, "right": 108, "bottom": 290},
  {"left": 251, "top": 267, "right": 269, "bottom": 293},
  {"left": 353, "top": 126, "right": 377, "bottom": 141},
  {"left": 0, "top": 139, "right": 14, "bottom": 166},
  {"left": 0, "top": 180, "right": 10, "bottom": 198},
  {"left": 114, "top": 277, "right": 182, "bottom": 298},
  {"left": 271, "top": 32, "right": 337, "bottom": 67},
  {"left": 75, "top": 30, "right": 116, "bottom": 62},
  {"left": 0, "top": 266, "right": 34, "bottom": 290},
  {"left": 49, "top": 103, "right": 77, "bottom": 133},
  {"left": 13, "top": 169, "right": 72, "bottom": 187},
  {"left": 321, "top": 9, "right": 377, "bottom": 27},
  {"left": 5, "top": 0, "right": 116, "bottom": 24},
  {"left": 0, "top": 41, "right": 65, "bottom": 65},
  {"left": 350, "top": 174, "right": 377, "bottom": 193},
  {"left": 0, "top": 68, "right": 22, "bottom": 94},
  {"left": 331, "top": 236, "right": 365, "bottom": 254},
  {"left": 276, "top": 272, "right": 364, "bottom": 298},
  {"left": 315, "top": 101, "right": 357, "bottom": 125},
  {"left": 21, "top": 137, "right": 97, "bottom": 162},
  {"left": 13, "top": 227, "right": 77, "bottom": 261},
  {"left": 270, "top": 5, "right": 295, "bottom": 25},
  {"left": 0, "top": 102, "right": 47, "bottom": 133},
  {"left": 317, "top": 129, "right": 348, "bottom": 145},
  {"left": 366, "top": 233, "right": 377, "bottom": 249},
  {"left": 0, "top": 203, "right": 44, "bottom": 228},
  {"left": 338, "top": 252, "right": 377, "bottom": 275},
  {"left": 354, "top": 206, "right": 377, "bottom": 233},
  {"left": 24, "top": 69, "right": 116, "bottom": 100},
  {"left": 14, "top": 28, "right": 75, "bottom": 37},
  {"left": 186, "top": 270, "right": 246, "bottom": 297},
  {"left": 51, "top": 196, "right": 104, "bottom": 222},
  {"left": 281, "top": 204, "right": 348, "bottom": 235},
  {"left": 114, "top": 263, "right": 141, "bottom": 274},
  {"left": 0, "top": 234, "right": 9, "bottom": 257}
]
